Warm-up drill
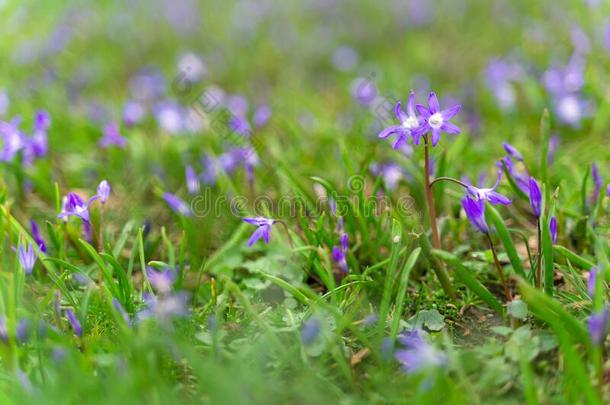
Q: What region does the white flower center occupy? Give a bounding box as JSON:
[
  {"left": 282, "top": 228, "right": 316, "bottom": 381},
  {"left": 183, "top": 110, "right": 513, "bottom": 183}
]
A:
[
  {"left": 428, "top": 113, "right": 443, "bottom": 129},
  {"left": 402, "top": 116, "right": 418, "bottom": 129}
]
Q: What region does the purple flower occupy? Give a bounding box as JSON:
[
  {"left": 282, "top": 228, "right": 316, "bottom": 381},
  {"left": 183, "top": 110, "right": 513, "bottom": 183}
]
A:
[
  {"left": 351, "top": 77, "right": 377, "bottom": 106},
  {"left": 378, "top": 91, "right": 421, "bottom": 149},
  {"left": 18, "top": 243, "right": 38, "bottom": 275},
  {"left": 332, "top": 233, "right": 349, "bottom": 274},
  {"left": 301, "top": 318, "right": 321, "bottom": 346},
  {"left": 462, "top": 195, "right": 488, "bottom": 234},
  {"left": 185, "top": 165, "right": 200, "bottom": 194},
  {"left": 137, "top": 292, "right": 189, "bottom": 324},
  {"left": 395, "top": 330, "right": 447, "bottom": 373},
  {"left": 99, "top": 123, "right": 127, "bottom": 149},
  {"left": 467, "top": 169, "right": 511, "bottom": 205},
  {"left": 502, "top": 143, "right": 523, "bottom": 162},
  {"left": 547, "top": 135, "right": 560, "bottom": 164},
  {"left": 0, "top": 117, "right": 25, "bottom": 161},
  {"left": 58, "top": 192, "right": 91, "bottom": 222},
  {"left": 155, "top": 101, "right": 184, "bottom": 134},
  {"left": 229, "top": 115, "right": 251, "bottom": 136},
  {"left": 414, "top": 92, "right": 461, "bottom": 146},
  {"left": 607, "top": 184, "right": 610, "bottom": 198},
  {"left": 549, "top": 216, "right": 557, "bottom": 244},
  {"left": 162, "top": 192, "right": 192, "bottom": 216},
  {"left": 123, "top": 100, "right": 146, "bottom": 126},
  {"left": 16, "top": 319, "right": 30, "bottom": 343},
  {"left": 243, "top": 217, "right": 276, "bottom": 246},
  {"left": 35, "top": 110, "right": 51, "bottom": 132},
  {"left": 253, "top": 104, "right": 272, "bottom": 128},
  {"left": 113, "top": 298, "right": 130, "bottom": 324},
  {"left": 592, "top": 163, "right": 603, "bottom": 204},
  {"left": 588, "top": 267, "right": 598, "bottom": 297},
  {"left": 147, "top": 267, "right": 177, "bottom": 294},
  {"left": 30, "top": 219, "right": 47, "bottom": 253},
  {"left": 588, "top": 306, "right": 609, "bottom": 345},
  {"left": 528, "top": 177, "right": 542, "bottom": 218},
  {"left": 65, "top": 309, "right": 82, "bottom": 337},
  {"left": 370, "top": 163, "right": 405, "bottom": 190},
  {"left": 500, "top": 156, "right": 530, "bottom": 195},
  {"left": 97, "top": 180, "right": 110, "bottom": 204},
  {"left": 0, "top": 316, "right": 7, "bottom": 342}
]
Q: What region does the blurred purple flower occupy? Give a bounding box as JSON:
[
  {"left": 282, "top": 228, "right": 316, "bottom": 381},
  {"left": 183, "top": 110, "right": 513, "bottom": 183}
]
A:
[
  {"left": 591, "top": 163, "right": 603, "bottom": 204},
  {"left": 0, "top": 316, "right": 7, "bottom": 342},
  {"left": 528, "top": 177, "right": 542, "bottom": 218},
  {"left": 138, "top": 292, "right": 189, "bottom": 323},
  {"left": 123, "top": 101, "right": 145, "bottom": 126},
  {"left": 301, "top": 318, "right": 321, "bottom": 346},
  {"left": 395, "top": 330, "right": 447, "bottom": 373},
  {"left": 147, "top": 267, "right": 177, "bottom": 295},
  {"left": 502, "top": 143, "right": 523, "bottom": 162},
  {"left": 547, "top": 135, "right": 560, "bottom": 164},
  {"left": 462, "top": 195, "right": 488, "bottom": 234},
  {"left": 113, "top": 298, "right": 130, "bottom": 324},
  {"left": 30, "top": 219, "right": 47, "bottom": 253},
  {"left": 414, "top": 92, "right": 461, "bottom": 146},
  {"left": 588, "top": 306, "right": 609, "bottom": 345},
  {"left": 155, "top": 101, "right": 183, "bottom": 134},
  {"left": 185, "top": 165, "right": 200, "bottom": 194},
  {"left": 162, "top": 192, "right": 192, "bottom": 216},
  {"left": 549, "top": 217, "right": 557, "bottom": 244},
  {"left": 99, "top": 123, "right": 126, "bottom": 149},
  {"left": 243, "top": 217, "right": 276, "bottom": 246},
  {"left": 351, "top": 77, "right": 377, "bottom": 106},
  {"left": 332, "top": 233, "right": 349, "bottom": 274},
  {"left": 332, "top": 46, "right": 359, "bottom": 72},
  {"left": 65, "top": 309, "right": 82, "bottom": 337},
  {"left": 370, "top": 163, "right": 405, "bottom": 190},
  {"left": 253, "top": 104, "right": 272, "bottom": 128},
  {"left": 588, "top": 267, "right": 598, "bottom": 297},
  {"left": 18, "top": 243, "right": 38, "bottom": 275},
  {"left": 16, "top": 319, "right": 30, "bottom": 343}
]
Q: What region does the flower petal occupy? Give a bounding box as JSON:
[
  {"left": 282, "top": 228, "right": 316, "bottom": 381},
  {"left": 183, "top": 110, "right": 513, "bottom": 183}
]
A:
[
  {"left": 394, "top": 102, "right": 408, "bottom": 122},
  {"left": 440, "top": 122, "right": 461, "bottom": 135},
  {"left": 378, "top": 125, "right": 401, "bottom": 139},
  {"left": 487, "top": 191, "right": 512, "bottom": 205},
  {"left": 415, "top": 104, "right": 430, "bottom": 118},
  {"left": 441, "top": 104, "right": 461, "bottom": 120},
  {"left": 247, "top": 226, "right": 267, "bottom": 246},
  {"left": 407, "top": 91, "right": 416, "bottom": 117},
  {"left": 428, "top": 92, "right": 440, "bottom": 114},
  {"left": 431, "top": 128, "right": 441, "bottom": 146}
]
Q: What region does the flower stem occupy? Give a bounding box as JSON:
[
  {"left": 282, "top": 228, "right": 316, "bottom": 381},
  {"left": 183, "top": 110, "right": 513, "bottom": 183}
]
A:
[
  {"left": 423, "top": 135, "right": 441, "bottom": 250},
  {"left": 486, "top": 233, "right": 512, "bottom": 301},
  {"left": 430, "top": 176, "right": 469, "bottom": 189},
  {"left": 536, "top": 219, "right": 541, "bottom": 289},
  {"left": 423, "top": 136, "right": 456, "bottom": 300}
]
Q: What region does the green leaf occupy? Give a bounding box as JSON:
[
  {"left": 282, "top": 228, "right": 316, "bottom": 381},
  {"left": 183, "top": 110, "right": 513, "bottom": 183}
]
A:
[
  {"left": 390, "top": 247, "right": 421, "bottom": 340},
  {"left": 432, "top": 249, "right": 504, "bottom": 315},
  {"left": 507, "top": 300, "right": 528, "bottom": 320},
  {"left": 409, "top": 309, "right": 445, "bottom": 332},
  {"left": 554, "top": 245, "right": 595, "bottom": 269}
]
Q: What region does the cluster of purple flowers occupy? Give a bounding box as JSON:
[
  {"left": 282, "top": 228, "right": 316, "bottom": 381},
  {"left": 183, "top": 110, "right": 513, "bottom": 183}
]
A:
[
  {"left": 378, "top": 91, "right": 461, "bottom": 148},
  {"left": 587, "top": 266, "right": 609, "bottom": 345},
  {"left": 0, "top": 110, "right": 50, "bottom": 165}
]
